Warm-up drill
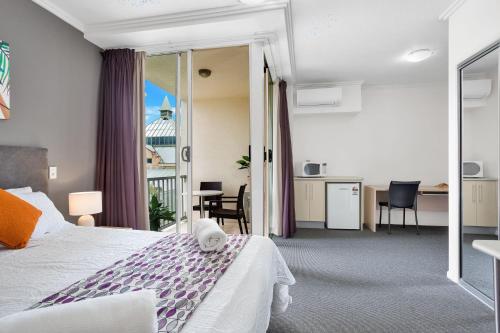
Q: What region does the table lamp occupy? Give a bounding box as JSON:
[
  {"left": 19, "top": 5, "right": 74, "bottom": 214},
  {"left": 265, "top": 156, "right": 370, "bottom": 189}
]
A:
[{"left": 69, "top": 191, "right": 102, "bottom": 227}]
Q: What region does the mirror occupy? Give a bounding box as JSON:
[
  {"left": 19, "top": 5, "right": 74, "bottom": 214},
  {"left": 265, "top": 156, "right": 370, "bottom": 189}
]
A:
[{"left": 461, "top": 45, "right": 499, "bottom": 299}]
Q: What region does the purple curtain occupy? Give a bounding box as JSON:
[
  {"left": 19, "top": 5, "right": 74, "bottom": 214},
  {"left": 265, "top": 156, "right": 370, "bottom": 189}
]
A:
[
  {"left": 279, "top": 80, "right": 296, "bottom": 238},
  {"left": 96, "top": 49, "right": 140, "bottom": 229}
]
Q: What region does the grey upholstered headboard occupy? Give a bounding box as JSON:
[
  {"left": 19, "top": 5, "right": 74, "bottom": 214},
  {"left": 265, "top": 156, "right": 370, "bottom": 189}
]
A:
[{"left": 0, "top": 146, "right": 48, "bottom": 193}]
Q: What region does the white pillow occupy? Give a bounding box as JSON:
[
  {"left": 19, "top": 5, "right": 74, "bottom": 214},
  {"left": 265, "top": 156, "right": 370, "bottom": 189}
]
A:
[
  {"left": 6, "top": 187, "right": 33, "bottom": 195},
  {"left": 16, "top": 192, "right": 66, "bottom": 239}
]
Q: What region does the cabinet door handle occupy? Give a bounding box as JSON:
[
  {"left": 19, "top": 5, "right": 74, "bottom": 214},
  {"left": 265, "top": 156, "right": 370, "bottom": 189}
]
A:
[
  {"left": 310, "top": 184, "right": 314, "bottom": 200},
  {"left": 472, "top": 184, "right": 476, "bottom": 203},
  {"left": 305, "top": 184, "right": 309, "bottom": 201},
  {"left": 479, "top": 184, "right": 483, "bottom": 202}
]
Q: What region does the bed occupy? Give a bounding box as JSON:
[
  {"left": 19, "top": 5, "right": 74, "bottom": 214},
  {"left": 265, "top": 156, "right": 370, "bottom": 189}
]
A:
[{"left": 0, "top": 146, "right": 295, "bottom": 333}]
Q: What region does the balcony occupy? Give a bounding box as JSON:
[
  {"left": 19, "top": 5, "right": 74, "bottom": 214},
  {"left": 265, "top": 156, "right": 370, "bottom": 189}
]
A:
[{"left": 147, "top": 175, "right": 186, "bottom": 230}]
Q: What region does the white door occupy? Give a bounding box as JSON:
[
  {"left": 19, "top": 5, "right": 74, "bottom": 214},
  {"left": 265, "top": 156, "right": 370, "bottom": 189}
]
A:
[{"left": 327, "top": 183, "right": 360, "bottom": 229}]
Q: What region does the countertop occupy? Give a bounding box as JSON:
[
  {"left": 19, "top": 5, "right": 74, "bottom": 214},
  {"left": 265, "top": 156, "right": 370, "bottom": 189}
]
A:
[
  {"left": 473, "top": 240, "right": 500, "bottom": 260},
  {"left": 294, "top": 176, "right": 363, "bottom": 182}
]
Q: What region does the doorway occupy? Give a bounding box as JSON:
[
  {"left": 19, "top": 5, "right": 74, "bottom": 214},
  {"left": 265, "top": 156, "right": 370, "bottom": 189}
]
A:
[
  {"left": 191, "top": 46, "right": 251, "bottom": 234},
  {"left": 144, "top": 46, "right": 252, "bottom": 235}
]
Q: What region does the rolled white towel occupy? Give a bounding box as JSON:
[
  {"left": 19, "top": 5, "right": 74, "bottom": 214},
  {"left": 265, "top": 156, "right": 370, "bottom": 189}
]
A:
[
  {"left": 0, "top": 290, "right": 158, "bottom": 333},
  {"left": 194, "top": 218, "right": 227, "bottom": 252}
]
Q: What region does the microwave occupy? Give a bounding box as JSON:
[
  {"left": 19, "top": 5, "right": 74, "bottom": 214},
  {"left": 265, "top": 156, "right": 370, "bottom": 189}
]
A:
[
  {"left": 297, "top": 161, "right": 327, "bottom": 177},
  {"left": 463, "top": 161, "right": 484, "bottom": 178}
]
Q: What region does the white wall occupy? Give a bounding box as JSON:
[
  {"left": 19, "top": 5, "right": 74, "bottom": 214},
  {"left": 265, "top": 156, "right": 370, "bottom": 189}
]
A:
[
  {"left": 448, "top": 0, "right": 500, "bottom": 283},
  {"left": 293, "top": 83, "right": 448, "bottom": 185},
  {"left": 293, "top": 83, "right": 449, "bottom": 226},
  {"left": 192, "top": 97, "right": 250, "bottom": 197}
]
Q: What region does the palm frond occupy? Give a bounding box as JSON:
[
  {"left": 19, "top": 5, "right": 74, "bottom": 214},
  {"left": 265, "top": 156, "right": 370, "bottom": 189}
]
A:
[{"left": 0, "top": 41, "right": 10, "bottom": 94}]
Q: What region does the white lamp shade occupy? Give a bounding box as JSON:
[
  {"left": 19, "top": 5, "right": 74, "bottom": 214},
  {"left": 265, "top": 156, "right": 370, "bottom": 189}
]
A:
[{"left": 69, "top": 191, "right": 102, "bottom": 216}]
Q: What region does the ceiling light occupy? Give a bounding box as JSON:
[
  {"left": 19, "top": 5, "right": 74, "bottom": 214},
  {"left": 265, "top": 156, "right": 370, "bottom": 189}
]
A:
[
  {"left": 198, "top": 69, "right": 212, "bottom": 78},
  {"left": 406, "top": 49, "right": 434, "bottom": 63},
  {"left": 239, "top": 0, "right": 267, "bottom": 5}
]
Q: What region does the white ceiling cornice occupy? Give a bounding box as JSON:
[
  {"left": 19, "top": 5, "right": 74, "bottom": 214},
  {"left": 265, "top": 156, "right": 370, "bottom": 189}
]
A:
[
  {"left": 32, "top": 0, "right": 84, "bottom": 31},
  {"left": 438, "top": 0, "right": 467, "bottom": 21},
  {"left": 32, "top": 0, "right": 296, "bottom": 81},
  {"left": 85, "top": 2, "right": 290, "bottom": 35},
  {"left": 87, "top": 1, "right": 296, "bottom": 81}
]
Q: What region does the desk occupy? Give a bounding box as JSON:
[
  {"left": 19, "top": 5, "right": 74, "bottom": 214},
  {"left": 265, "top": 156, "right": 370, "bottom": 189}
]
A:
[{"left": 364, "top": 185, "right": 448, "bottom": 232}]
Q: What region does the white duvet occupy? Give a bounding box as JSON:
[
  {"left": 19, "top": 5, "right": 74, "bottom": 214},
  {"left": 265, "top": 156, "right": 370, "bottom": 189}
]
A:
[{"left": 0, "top": 224, "right": 295, "bottom": 333}]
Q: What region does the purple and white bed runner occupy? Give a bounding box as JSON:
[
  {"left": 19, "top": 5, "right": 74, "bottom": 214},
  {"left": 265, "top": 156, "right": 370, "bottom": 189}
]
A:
[{"left": 29, "top": 233, "right": 250, "bottom": 332}]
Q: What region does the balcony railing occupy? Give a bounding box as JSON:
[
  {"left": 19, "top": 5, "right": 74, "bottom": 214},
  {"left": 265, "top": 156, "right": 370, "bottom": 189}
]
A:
[{"left": 147, "top": 175, "right": 187, "bottom": 230}]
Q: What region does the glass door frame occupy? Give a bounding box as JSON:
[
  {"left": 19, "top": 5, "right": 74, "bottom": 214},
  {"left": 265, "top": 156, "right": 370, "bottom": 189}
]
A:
[
  {"left": 458, "top": 40, "right": 500, "bottom": 307},
  {"left": 175, "top": 50, "right": 193, "bottom": 233}
]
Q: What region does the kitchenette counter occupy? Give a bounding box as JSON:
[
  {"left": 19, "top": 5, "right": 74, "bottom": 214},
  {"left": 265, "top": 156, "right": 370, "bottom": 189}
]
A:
[
  {"left": 295, "top": 176, "right": 364, "bottom": 182},
  {"left": 294, "top": 176, "right": 363, "bottom": 230}
]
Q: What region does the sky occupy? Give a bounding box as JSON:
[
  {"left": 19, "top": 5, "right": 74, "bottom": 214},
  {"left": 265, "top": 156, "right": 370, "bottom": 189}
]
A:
[{"left": 145, "top": 80, "right": 176, "bottom": 125}]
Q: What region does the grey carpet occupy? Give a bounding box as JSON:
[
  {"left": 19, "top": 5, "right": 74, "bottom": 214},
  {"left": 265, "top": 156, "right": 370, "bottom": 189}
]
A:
[{"left": 268, "top": 227, "right": 495, "bottom": 333}]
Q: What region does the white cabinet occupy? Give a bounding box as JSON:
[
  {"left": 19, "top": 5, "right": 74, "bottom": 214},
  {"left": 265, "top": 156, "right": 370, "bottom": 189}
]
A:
[
  {"left": 294, "top": 180, "right": 325, "bottom": 222},
  {"left": 463, "top": 180, "right": 498, "bottom": 227}
]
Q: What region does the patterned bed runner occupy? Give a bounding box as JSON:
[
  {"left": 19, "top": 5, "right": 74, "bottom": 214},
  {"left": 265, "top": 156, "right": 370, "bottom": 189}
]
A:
[{"left": 29, "top": 233, "right": 250, "bottom": 332}]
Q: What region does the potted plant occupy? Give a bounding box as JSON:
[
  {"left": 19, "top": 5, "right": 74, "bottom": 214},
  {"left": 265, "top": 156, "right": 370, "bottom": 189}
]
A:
[
  {"left": 236, "top": 155, "right": 251, "bottom": 189},
  {"left": 149, "top": 193, "right": 175, "bottom": 232},
  {"left": 236, "top": 155, "right": 250, "bottom": 170}
]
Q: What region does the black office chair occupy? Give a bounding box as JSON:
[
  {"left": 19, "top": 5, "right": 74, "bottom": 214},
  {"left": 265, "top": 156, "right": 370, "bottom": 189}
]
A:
[
  {"left": 209, "top": 184, "right": 248, "bottom": 234},
  {"left": 193, "top": 181, "right": 222, "bottom": 218},
  {"left": 379, "top": 181, "right": 421, "bottom": 235}
]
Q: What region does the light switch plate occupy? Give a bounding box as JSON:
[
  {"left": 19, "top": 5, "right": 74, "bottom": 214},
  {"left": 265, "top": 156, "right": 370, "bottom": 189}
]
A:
[{"left": 49, "top": 166, "right": 57, "bottom": 180}]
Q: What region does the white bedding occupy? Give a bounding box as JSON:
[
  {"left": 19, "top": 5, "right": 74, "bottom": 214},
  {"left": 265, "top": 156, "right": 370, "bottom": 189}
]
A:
[{"left": 0, "top": 224, "right": 294, "bottom": 333}]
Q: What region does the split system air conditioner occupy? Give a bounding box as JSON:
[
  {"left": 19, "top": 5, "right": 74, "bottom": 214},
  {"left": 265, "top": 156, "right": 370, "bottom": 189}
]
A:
[
  {"left": 296, "top": 87, "right": 342, "bottom": 107},
  {"left": 463, "top": 79, "right": 492, "bottom": 108}
]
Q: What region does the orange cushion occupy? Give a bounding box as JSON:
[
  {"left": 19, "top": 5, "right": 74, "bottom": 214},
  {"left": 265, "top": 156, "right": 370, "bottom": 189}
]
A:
[{"left": 0, "top": 189, "right": 42, "bottom": 249}]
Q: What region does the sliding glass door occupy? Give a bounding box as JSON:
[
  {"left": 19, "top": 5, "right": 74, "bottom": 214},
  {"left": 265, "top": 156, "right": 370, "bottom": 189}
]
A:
[
  {"left": 459, "top": 43, "right": 499, "bottom": 301},
  {"left": 144, "top": 51, "right": 193, "bottom": 233},
  {"left": 176, "top": 52, "right": 193, "bottom": 233}
]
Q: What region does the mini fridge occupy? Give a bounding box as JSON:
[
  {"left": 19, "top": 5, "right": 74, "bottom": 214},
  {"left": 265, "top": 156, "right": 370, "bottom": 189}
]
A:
[{"left": 326, "top": 182, "right": 360, "bottom": 230}]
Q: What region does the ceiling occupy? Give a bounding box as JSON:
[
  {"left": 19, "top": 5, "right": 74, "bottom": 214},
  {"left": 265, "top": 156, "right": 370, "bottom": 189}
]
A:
[
  {"left": 291, "top": 0, "right": 453, "bottom": 85},
  {"left": 193, "top": 46, "right": 249, "bottom": 100},
  {"left": 36, "top": 0, "right": 242, "bottom": 26},
  {"left": 33, "top": 0, "right": 456, "bottom": 85},
  {"left": 145, "top": 46, "right": 249, "bottom": 100}
]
